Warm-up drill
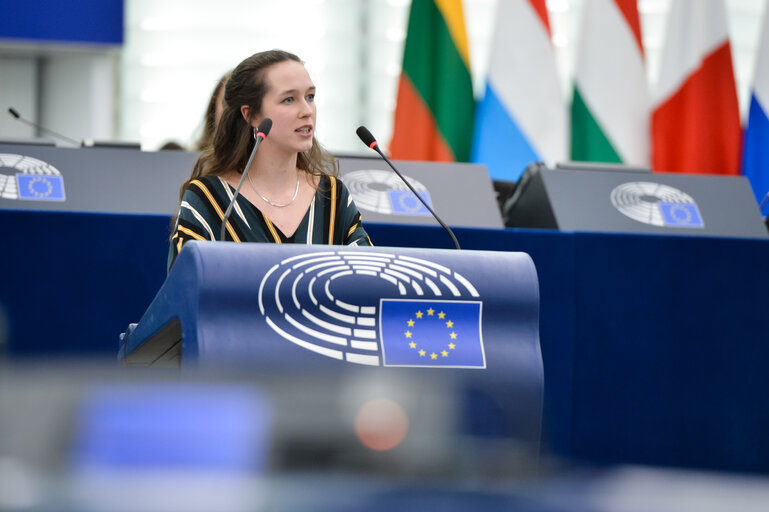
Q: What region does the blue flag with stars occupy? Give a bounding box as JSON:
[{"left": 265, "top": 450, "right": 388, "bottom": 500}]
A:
[
  {"left": 659, "top": 202, "right": 704, "bottom": 228},
  {"left": 16, "top": 174, "right": 65, "bottom": 201},
  {"left": 379, "top": 299, "right": 485, "bottom": 368},
  {"left": 388, "top": 190, "right": 432, "bottom": 215}
]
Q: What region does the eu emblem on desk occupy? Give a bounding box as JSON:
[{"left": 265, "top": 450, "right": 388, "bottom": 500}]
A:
[
  {"left": 257, "top": 251, "right": 485, "bottom": 367},
  {"left": 17, "top": 174, "right": 65, "bottom": 201},
  {"left": 379, "top": 299, "right": 485, "bottom": 368}
]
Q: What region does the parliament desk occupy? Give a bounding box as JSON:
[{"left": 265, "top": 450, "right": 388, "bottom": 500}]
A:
[{"left": 2, "top": 208, "right": 768, "bottom": 475}]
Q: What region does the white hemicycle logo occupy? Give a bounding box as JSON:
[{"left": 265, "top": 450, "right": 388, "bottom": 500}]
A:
[
  {"left": 343, "top": 169, "right": 432, "bottom": 215},
  {"left": 257, "top": 251, "right": 481, "bottom": 367},
  {"left": 610, "top": 181, "right": 704, "bottom": 228}
]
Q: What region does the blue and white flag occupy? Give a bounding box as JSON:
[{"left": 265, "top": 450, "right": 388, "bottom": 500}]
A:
[
  {"left": 16, "top": 174, "right": 65, "bottom": 201},
  {"left": 380, "top": 299, "right": 485, "bottom": 368},
  {"left": 659, "top": 202, "right": 704, "bottom": 228},
  {"left": 743, "top": 3, "right": 769, "bottom": 213},
  {"left": 388, "top": 189, "right": 432, "bottom": 216},
  {"left": 471, "top": 0, "right": 566, "bottom": 182}
]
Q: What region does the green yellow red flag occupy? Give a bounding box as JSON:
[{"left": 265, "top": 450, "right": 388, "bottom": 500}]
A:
[{"left": 390, "top": 0, "right": 475, "bottom": 162}]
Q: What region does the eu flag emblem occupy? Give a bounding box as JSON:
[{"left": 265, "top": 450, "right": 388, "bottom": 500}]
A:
[
  {"left": 659, "top": 202, "right": 704, "bottom": 228},
  {"left": 388, "top": 189, "right": 432, "bottom": 215},
  {"left": 379, "top": 300, "right": 486, "bottom": 368},
  {"left": 16, "top": 174, "right": 66, "bottom": 201}
]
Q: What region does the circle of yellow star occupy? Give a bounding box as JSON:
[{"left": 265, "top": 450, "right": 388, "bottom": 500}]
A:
[
  {"left": 29, "top": 177, "right": 53, "bottom": 198},
  {"left": 404, "top": 306, "right": 462, "bottom": 362}
]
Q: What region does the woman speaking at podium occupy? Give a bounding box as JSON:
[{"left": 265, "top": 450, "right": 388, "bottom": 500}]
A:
[{"left": 168, "top": 50, "right": 371, "bottom": 270}]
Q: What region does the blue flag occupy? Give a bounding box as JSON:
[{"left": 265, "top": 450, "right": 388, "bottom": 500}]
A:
[
  {"left": 659, "top": 202, "right": 704, "bottom": 228},
  {"left": 16, "top": 174, "right": 65, "bottom": 201},
  {"left": 379, "top": 299, "right": 485, "bottom": 368},
  {"left": 742, "top": 5, "right": 769, "bottom": 214},
  {"left": 743, "top": 94, "right": 769, "bottom": 213},
  {"left": 388, "top": 190, "right": 432, "bottom": 216}
]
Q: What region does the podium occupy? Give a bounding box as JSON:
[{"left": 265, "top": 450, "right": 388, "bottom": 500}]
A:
[{"left": 119, "top": 242, "right": 543, "bottom": 445}]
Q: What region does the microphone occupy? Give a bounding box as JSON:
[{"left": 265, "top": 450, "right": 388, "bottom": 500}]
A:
[
  {"left": 220, "top": 118, "right": 273, "bottom": 240},
  {"left": 7, "top": 107, "right": 81, "bottom": 146},
  {"left": 355, "top": 126, "right": 461, "bottom": 250}
]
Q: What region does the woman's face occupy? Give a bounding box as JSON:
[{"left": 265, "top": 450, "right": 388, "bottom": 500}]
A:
[{"left": 256, "top": 60, "right": 316, "bottom": 155}]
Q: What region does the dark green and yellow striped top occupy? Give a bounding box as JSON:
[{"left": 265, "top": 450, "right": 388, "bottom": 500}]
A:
[{"left": 168, "top": 174, "right": 371, "bottom": 270}]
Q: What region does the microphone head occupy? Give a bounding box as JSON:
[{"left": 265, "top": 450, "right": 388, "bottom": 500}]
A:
[
  {"left": 356, "top": 126, "right": 377, "bottom": 148},
  {"left": 8, "top": 107, "right": 20, "bottom": 119},
  {"left": 257, "top": 118, "right": 272, "bottom": 138}
]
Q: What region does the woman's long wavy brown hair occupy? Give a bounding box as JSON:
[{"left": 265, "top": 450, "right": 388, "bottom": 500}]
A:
[{"left": 177, "top": 49, "right": 337, "bottom": 205}]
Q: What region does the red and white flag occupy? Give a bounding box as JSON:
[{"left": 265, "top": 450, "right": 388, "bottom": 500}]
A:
[{"left": 651, "top": 0, "right": 741, "bottom": 174}]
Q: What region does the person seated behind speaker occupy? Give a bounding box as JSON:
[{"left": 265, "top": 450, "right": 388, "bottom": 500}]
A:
[
  {"left": 194, "top": 70, "right": 231, "bottom": 150},
  {"left": 168, "top": 49, "right": 372, "bottom": 270},
  {"left": 159, "top": 140, "right": 185, "bottom": 151}
]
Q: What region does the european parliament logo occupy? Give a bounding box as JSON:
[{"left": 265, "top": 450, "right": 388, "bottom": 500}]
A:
[
  {"left": 17, "top": 174, "right": 65, "bottom": 201},
  {"left": 659, "top": 202, "right": 704, "bottom": 228},
  {"left": 0, "top": 153, "right": 66, "bottom": 202},
  {"left": 342, "top": 169, "right": 433, "bottom": 216},
  {"left": 610, "top": 182, "right": 704, "bottom": 229},
  {"left": 380, "top": 300, "right": 485, "bottom": 368},
  {"left": 387, "top": 190, "right": 432, "bottom": 215},
  {"left": 257, "top": 251, "right": 486, "bottom": 368}
]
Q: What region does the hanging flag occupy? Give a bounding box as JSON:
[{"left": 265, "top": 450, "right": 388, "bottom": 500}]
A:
[
  {"left": 389, "top": 0, "right": 475, "bottom": 162},
  {"left": 570, "top": 0, "right": 649, "bottom": 166},
  {"left": 471, "top": 0, "right": 566, "bottom": 182},
  {"left": 742, "top": 3, "right": 769, "bottom": 208},
  {"left": 651, "top": 0, "right": 741, "bottom": 175}
]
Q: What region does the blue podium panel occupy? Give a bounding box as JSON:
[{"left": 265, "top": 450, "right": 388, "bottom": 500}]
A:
[{"left": 120, "top": 242, "right": 543, "bottom": 444}]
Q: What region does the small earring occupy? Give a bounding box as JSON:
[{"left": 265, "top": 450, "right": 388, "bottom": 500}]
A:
[{"left": 252, "top": 127, "right": 256, "bottom": 140}]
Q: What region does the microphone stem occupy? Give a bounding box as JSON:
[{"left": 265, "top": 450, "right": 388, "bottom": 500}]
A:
[
  {"left": 35, "top": 125, "right": 81, "bottom": 146},
  {"left": 12, "top": 114, "right": 80, "bottom": 146},
  {"left": 374, "top": 147, "right": 461, "bottom": 250},
  {"left": 220, "top": 137, "right": 261, "bottom": 241}
]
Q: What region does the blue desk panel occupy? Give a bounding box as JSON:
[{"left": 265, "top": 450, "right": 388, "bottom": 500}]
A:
[{"left": 2, "top": 208, "right": 768, "bottom": 474}]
